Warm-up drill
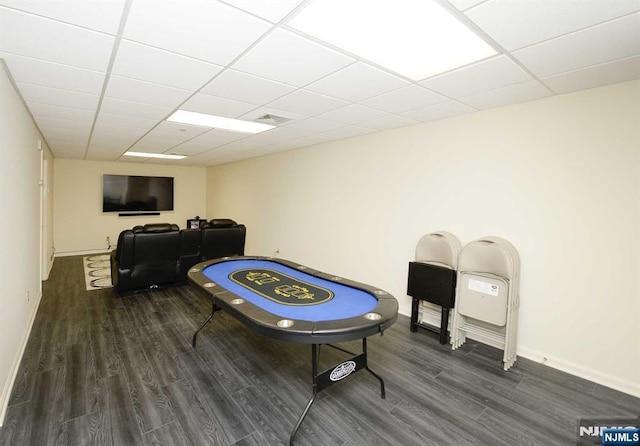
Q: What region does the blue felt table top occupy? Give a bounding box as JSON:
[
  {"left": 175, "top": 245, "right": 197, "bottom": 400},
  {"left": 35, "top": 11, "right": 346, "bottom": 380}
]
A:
[{"left": 202, "top": 259, "right": 378, "bottom": 322}]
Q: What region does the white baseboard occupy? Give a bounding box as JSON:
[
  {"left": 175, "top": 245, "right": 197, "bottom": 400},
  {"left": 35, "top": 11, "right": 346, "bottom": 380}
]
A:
[
  {"left": 55, "top": 249, "right": 113, "bottom": 257},
  {"left": 412, "top": 304, "right": 639, "bottom": 398},
  {"left": 0, "top": 289, "right": 43, "bottom": 427},
  {"left": 517, "top": 346, "right": 640, "bottom": 399}
]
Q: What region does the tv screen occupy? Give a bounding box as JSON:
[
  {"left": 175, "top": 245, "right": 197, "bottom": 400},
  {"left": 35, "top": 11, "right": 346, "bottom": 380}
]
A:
[{"left": 103, "top": 174, "right": 174, "bottom": 212}]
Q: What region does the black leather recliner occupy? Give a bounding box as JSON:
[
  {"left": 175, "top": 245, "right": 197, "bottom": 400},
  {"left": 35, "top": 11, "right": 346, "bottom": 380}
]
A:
[
  {"left": 110, "top": 223, "right": 182, "bottom": 292},
  {"left": 179, "top": 228, "right": 202, "bottom": 278},
  {"left": 200, "top": 218, "right": 246, "bottom": 261},
  {"left": 110, "top": 219, "right": 246, "bottom": 292}
]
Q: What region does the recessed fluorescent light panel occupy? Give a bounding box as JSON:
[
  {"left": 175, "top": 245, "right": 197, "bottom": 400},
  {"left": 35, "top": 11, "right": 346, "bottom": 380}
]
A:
[
  {"left": 167, "top": 110, "right": 275, "bottom": 134},
  {"left": 288, "top": 0, "right": 497, "bottom": 80},
  {"left": 124, "top": 151, "right": 187, "bottom": 160}
]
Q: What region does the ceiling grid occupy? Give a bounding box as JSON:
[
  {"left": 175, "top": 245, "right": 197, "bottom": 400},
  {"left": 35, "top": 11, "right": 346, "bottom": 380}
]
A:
[{"left": 0, "top": 0, "right": 637, "bottom": 166}]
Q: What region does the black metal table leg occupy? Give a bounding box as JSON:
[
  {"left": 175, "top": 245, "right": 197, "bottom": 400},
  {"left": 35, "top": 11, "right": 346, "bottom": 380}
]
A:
[
  {"left": 289, "top": 344, "right": 319, "bottom": 445},
  {"left": 362, "top": 337, "right": 386, "bottom": 398},
  {"left": 289, "top": 339, "right": 388, "bottom": 444},
  {"left": 192, "top": 299, "right": 217, "bottom": 348}
]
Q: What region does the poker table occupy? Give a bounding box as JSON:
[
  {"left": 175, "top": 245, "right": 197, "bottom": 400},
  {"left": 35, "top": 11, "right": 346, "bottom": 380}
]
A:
[{"left": 188, "top": 256, "right": 398, "bottom": 445}]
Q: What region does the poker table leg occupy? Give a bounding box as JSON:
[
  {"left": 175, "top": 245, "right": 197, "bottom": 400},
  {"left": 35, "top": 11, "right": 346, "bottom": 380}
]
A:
[
  {"left": 362, "top": 337, "right": 386, "bottom": 399},
  {"left": 192, "top": 299, "right": 219, "bottom": 348},
  {"left": 289, "top": 344, "right": 319, "bottom": 445},
  {"left": 289, "top": 339, "right": 387, "bottom": 444}
]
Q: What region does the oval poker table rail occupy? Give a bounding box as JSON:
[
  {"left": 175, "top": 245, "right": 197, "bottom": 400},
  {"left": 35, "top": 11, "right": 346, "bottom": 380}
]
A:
[{"left": 188, "top": 256, "right": 399, "bottom": 344}]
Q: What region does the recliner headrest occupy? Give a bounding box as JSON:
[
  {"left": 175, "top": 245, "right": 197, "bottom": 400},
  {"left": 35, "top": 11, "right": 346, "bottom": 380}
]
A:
[
  {"left": 133, "top": 223, "right": 179, "bottom": 233},
  {"left": 205, "top": 218, "right": 237, "bottom": 228}
]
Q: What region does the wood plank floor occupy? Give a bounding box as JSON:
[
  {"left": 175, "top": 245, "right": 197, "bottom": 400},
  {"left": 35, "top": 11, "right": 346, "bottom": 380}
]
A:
[{"left": 1, "top": 255, "right": 637, "bottom": 445}]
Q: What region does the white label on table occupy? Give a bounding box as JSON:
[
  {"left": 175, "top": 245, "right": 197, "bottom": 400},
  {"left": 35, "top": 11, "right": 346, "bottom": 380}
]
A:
[
  {"left": 330, "top": 361, "right": 356, "bottom": 381},
  {"left": 468, "top": 278, "right": 499, "bottom": 296}
]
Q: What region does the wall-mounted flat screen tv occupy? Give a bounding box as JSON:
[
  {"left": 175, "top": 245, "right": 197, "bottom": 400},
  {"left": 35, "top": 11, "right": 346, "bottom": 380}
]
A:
[{"left": 103, "top": 174, "right": 174, "bottom": 212}]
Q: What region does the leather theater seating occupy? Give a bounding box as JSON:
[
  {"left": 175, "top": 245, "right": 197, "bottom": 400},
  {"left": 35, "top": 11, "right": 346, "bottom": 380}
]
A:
[
  {"left": 110, "top": 219, "right": 246, "bottom": 292},
  {"left": 200, "top": 218, "right": 247, "bottom": 262}
]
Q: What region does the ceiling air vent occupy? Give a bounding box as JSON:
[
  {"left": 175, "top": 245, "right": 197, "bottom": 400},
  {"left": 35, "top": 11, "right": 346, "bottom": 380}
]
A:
[{"left": 254, "top": 114, "right": 291, "bottom": 125}]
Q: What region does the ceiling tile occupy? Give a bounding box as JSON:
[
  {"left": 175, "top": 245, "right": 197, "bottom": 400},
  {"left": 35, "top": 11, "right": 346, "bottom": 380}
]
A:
[
  {"left": 39, "top": 126, "right": 90, "bottom": 142},
  {"left": 189, "top": 129, "right": 248, "bottom": 144},
  {"left": 458, "top": 80, "right": 552, "bottom": 109},
  {"left": 86, "top": 151, "right": 125, "bottom": 162},
  {"left": 321, "top": 125, "right": 377, "bottom": 139},
  {"left": 248, "top": 125, "right": 312, "bottom": 142},
  {"left": 278, "top": 117, "right": 344, "bottom": 135},
  {"left": 171, "top": 130, "right": 248, "bottom": 154},
  {"left": 33, "top": 115, "right": 93, "bottom": 131},
  {"left": 360, "top": 114, "right": 420, "bottom": 131},
  {"left": 223, "top": 129, "right": 280, "bottom": 147},
  {"left": 92, "top": 124, "right": 147, "bottom": 141},
  {"left": 0, "top": 0, "right": 126, "bottom": 34},
  {"left": 288, "top": 132, "right": 340, "bottom": 148},
  {"left": 0, "top": 8, "right": 115, "bottom": 71},
  {"left": 42, "top": 131, "right": 89, "bottom": 144},
  {"left": 124, "top": 0, "right": 271, "bottom": 65},
  {"left": 209, "top": 136, "right": 268, "bottom": 153},
  {"left": 179, "top": 151, "right": 221, "bottom": 165},
  {"left": 90, "top": 124, "right": 148, "bottom": 150},
  {"left": 105, "top": 75, "right": 192, "bottom": 108},
  {"left": 543, "top": 55, "right": 640, "bottom": 94},
  {"left": 16, "top": 82, "right": 99, "bottom": 110},
  {"left": 401, "top": 100, "right": 475, "bottom": 122},
  {"left": 129, "top": 137, "right": 182, "bottom": 152},
  {"left": 208, "top": 149, "right": 254, "bottom": 163},
  {"left": 267, "top": 89, "right": 348, "bottom": 116},
  {"left": 221, "top": 0, "right": 304, "bottom": 23},
  {"left": 448, "top": 0, "right": 486, "bottom": 11},
  {"left": 160, "top": 142, "right": 212, "bottom": 156},
  {"left": 100, "top": 97, "right": 172, "bottom": 120},
  {"left": 306, "top": 62, "right": 409, "bottom": 102},
  {"left": 204, "top": 151, "right": 251, "bottom": 165},
  {"left": 232, "top": 28, "right": 355, "bottom": 86},
  {"left": 317, "top": 104, "right": 389, "bottom": 125},
  {"left": 0, "top": 53, "right": 106, "bottom": 94},
  {"left": 45, "top": 138, "right": 87, "bottom": 158},
  {"left": 95, "top": 111, "right": 158, "bottom": 130},
  {"left": 362, "top": 84, "right": 447, "bottom": 113},
  {"left": 466, "top": 0, "right": 640, "bottom": 50},
  {"left": 247, "top": 141, "right": 308, "bottom": 156},
  {"left": 114, "top": 155, "right": 149, "bottom": 163},
  {"left": 512, "top": 13, "right": 640, "bottom": 78},
  {"left": 200, "top": 69, "right": 296, "bottom": 104},
  {"left": 421, "top": 55, "right": 532, "bottom": 98},
  {"left": 112, "top": 40, "right": 222, "bottom": 90},
  {"left": 27, "top": 102, "right": 96, "bottom": 122},
  {"left": 181, "top": 92, "right": 258, "bottom": 118}
]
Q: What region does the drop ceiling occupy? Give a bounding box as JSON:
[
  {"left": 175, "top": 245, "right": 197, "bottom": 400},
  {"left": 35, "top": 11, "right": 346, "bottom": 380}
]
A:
[{"left": 1, "top": 0, "right": 639, "bottom": 166}]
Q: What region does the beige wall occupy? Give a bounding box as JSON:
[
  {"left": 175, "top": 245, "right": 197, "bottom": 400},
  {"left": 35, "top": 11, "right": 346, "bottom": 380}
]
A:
[
  {"left": 53, "top": 159, "right": 207, "bottom": 254},
  {"left": 206, "top": 80, "right": 640, "bottom": 396},
  {"left": 0, "top": 64, "right": 54, "bottom": 423}
]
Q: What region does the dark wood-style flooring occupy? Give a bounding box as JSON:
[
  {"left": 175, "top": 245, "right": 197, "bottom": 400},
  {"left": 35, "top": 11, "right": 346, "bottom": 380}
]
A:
[{"left": 0, "top": 255, "right": 637, "bottom": 445}]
